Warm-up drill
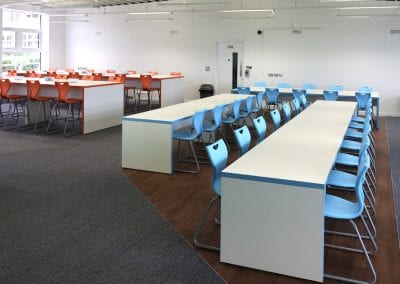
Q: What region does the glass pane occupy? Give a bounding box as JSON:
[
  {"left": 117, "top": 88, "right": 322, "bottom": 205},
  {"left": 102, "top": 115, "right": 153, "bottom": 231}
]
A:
[
  {"left": 3, "top": 10, "right": 41, "bottom": 30},
  {"left": 22, "top": 32, "right": 40, "bottom": 49},
  {"left": 2, "top": 30, "right": 16, "bottom": 48},
  {"left": 1, "top": 52, "right": 41, "bottom": 71}
]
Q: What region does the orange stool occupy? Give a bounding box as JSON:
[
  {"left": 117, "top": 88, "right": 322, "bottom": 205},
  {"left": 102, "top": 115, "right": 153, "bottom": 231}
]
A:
[
  {"left": 0, "top": 78, "right": 27, "bottom": 130},
  {"left": 47, "top": 81, "right": 82, "bottom": 136}
]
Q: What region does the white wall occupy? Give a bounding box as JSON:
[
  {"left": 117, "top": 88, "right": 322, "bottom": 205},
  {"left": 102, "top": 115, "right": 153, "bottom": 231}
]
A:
[
  {"left": 48, "top": 22, "right": 65, "bottom": 70},
  {"left": 63, "top": 8, "right": 400, "bottom": 116}
]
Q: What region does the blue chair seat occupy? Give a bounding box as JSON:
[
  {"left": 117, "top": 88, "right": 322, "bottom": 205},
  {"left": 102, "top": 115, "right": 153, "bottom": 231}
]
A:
[
  {"left": 341, "top": 139, "right": 361, "bottom": 151},
  {"left": 221, "top": 115, "right": 236, "bottom": 124},
  {"left": 173, "top": 130, "right": 199, "bottom": 141},
  {"left": 352, "top": 116, "right": 366, "bottom": 123},
  {"left": 324, "top": 194, "right": 360, "bottom": 220},
  {"left": 202, "top": 121, "right": 217, "bottom": 132},
  {"left": 327, "top": 170, "right": 356, "bottom": 188},
  {"left": 345, "top": 129, "right": 363, "bottom": 139},
  {"left": 335, "top": 153, "right": 358, "bottom": 167},
  {"left": 349, "top": 121, "right": 363, "bottom": 130}
]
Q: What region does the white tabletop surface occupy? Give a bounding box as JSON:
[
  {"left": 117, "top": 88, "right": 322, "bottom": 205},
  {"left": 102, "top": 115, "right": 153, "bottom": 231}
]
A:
[
  {"left": 124, "top": 93, "right": 252, "bottom": 123},
  {"left": 125, "top": 74, "right": 183, "bottom": 80},
  {"left": 7, "top": 77, "right": 122, "bottom": 87},
  {"left": 223, "top": 100, "right": 357, "bottom": 186},
  {"left": 247, "top": 86, "right": 380, "bottom": 98}
]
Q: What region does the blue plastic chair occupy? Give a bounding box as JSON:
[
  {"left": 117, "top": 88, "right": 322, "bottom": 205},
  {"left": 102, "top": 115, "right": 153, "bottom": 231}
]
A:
[
  {"left": 330, "top": 85, "right": 344, "bottom": 91},
  {"left": 303, "top": 83, "right": 316, "bottom": 90},
  {"left": 236, "top": 87, "right": 250, "bottom": 94},
  {"left": 299, "top": 94, "right": 308, "bottom": 109},
  {"left": 282, "top": 102, "right": 291, "bottom": 124},
  {"left": 292, "top": 98, "right": 301, "bottom": 115},
  {"left": 323, "top": 90, "right": 339, "bottom": 101},
  {"left": 252, "top": 116, "right": 267, "bottom": 144},
  {"left": 355, "top": 91, "right": 371, "bottom": 115},
  {"left": 221, "top": 100, "right": 241, "bottom": 150},
  {"left": 265, "top": 88, "right": 279, "bottom": 109},
  {"left": 277, "top": 83, "right": 291, "bottom": 88},
  {"left": 250, "top": 92, "right": 265, "bottom": 117},
  {"left": 324, "top": 154, "right": 376, "bottom": 284},
  {"left": 254, "top": 81, "right": 267, "bottom": 87},
  {"left": 352, "top": 97, "right": 373, "bottom": 127},
  {"left": 173, "top": 109, "right": 206, "bottom": 173},
  {"left": 203, "top": 104, "right": 224, "bottom": 144},
  {"left": 193, "top": 139, "right": 228, "bottom": 251},
  {"left": 292, "top": 89, "right": 305, "bottom": 101},
  {"left": 233, "top": 125, "right": 251, "bottom": 157},
  {"left": 239, "top": 96, "right": 254, "bottom": 124},
  {"left": 270, "top": 109, "right": 281, "bottom": 132},
  {"left": 359, "top": 86, "right": 373, "bottom": 93}
]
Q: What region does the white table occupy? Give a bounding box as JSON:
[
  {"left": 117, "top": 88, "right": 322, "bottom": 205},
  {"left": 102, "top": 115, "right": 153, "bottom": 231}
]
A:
[
  {"left": 233, "top": 86, "right": 380, "bottom": 128},
  {"left": 124, "top": 74, "right": 184, "bottom": 107},
  {"left": 220, "top": 100, "right": 357, "bottom": 282},
  {"left": 121, "top": 93, "right": 252, "bottom": 174},
  {"left": 7, "top": 78, "right": 124, "bottom": 134}
]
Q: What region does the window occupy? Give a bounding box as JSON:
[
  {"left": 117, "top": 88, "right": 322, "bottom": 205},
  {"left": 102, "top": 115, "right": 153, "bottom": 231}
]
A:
[
  {"left": 2, "top": 30, "right": 16, "bottom": 48},
  {"left": 2, "top": 9, "right": 42, "bottom": 71}
]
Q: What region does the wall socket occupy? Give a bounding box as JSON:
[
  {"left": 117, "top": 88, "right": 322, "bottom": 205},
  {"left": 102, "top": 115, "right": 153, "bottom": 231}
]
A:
[
  {"left": 205, "top": 66, "right": 211, "bottom": 72},
  {"left": 268, "top": 73, "right": 283, "bottom": 77}
]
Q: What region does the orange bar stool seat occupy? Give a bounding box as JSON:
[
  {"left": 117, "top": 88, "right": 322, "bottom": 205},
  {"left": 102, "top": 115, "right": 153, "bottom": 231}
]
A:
[
  {"left": 81, "top": 75, "right": 94, "bottom": 81},
  {"left": 69, "top": 72, "right": 80, "bottom": 79},
  {"left": 0, "top": 78, "right": 27, "bottom": 130},
  {"left": 55, "top": 74, "right": 68, "bottom": 80},
  {"left": 47, "top": 81, "right": 82, "bottom": 136},
  {"left": 170, "top": 72, "right": 182, "bottom": 76},
  {"left": 92, "top": 73, "right": 103, "bottom": 81},
  {"left": 26, "top": 80, "right": 53, "bottom": 133}
]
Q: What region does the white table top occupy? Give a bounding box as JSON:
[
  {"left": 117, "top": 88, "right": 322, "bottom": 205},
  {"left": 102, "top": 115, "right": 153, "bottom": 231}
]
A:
[
  {"left": 245, "top": 86, "right": 380, "bottom": 98},
  {"left": 123, "top": 93, "right": 252, "bottom": 123},
  {"left": 125, "top": 74, "right": 183, "bottom": 80},
  {"left": 7, "top": 77, "right": 122, "bottom": 88},
  {"left": 222, "top": 100, "right": 357, "bottom": 187}
]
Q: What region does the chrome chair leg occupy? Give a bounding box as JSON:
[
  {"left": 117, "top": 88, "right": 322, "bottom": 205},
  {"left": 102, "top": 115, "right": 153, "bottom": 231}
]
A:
[{"left": 193, "top": 195, "right": 220, "bottom": 252}]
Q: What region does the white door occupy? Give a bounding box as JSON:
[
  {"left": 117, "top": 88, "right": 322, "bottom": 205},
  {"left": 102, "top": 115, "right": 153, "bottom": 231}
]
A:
[{"left": 216, "top": 41, "right": 243, "bottom": 94}]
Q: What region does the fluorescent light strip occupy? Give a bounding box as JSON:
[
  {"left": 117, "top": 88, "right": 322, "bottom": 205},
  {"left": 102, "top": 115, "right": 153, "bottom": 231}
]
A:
[
  {"left": 127, "top": 12, "right": 172, "bottom": 15},
  {"left": 219, "top": 9, "right": 274, "bottom": 13},
  {"left": 50, "top": 14, "right": 88, "bottom": 17},
  {"left": 338, "top": 6, "right": 400, "bottom": 10},
  {"left": 126, "top": 18, "right": 173, "bottom": 22},
  {"left": 158, "top": 1, "right": 227, "bottom": 6},
  {"left": 320, "top": 0, "right": 369, "bottom": 2}
]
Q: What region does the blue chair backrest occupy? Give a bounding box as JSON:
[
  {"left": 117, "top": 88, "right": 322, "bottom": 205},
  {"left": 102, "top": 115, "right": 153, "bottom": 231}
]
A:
[
  {"left": 299, "top": 94, "right": 308, "bottom": 108},
  {"left": 242, "top": 96, "right": 254, "bottom": 113},
  {"left": 205, "top": 139, "right": 228, "bottom": 196},
  {"left": 255, "top": 92, "right": 265, "bottom": 110},
  {"left": 270, "top": 109, "right": 281, "bottom": 132},
  {"left": 193, "top": 110, "right": 206, "bottom": 136},
  {"left": 237, "top": 86, "right": 250, "bottom": 94},
  {"left": 330, "top": 85, "right": 344, "bottom": 91},
  {"left": 277, "top": 83, "right": 291, "bottom": 88},
  {"left": 292, "top": 89, "right": 305, "bottom": 101},
  {"left": 303, "top": 83, "right": 316, "bottom": 90},
  {"left": 233, "top": 125, "right": 251, "bottom": 157},
  {"left": 282, "top": 103, "right": 291, "bottom": 123},
  {"left": 359, "top": 86, "right": 373, "bottom": 93},
  {"left": 252, "top": 116, "right": 267, "bottom": 144},
  {"left": 354, "top": 154, "right": 370, "bottom": 216},
  {"left": 323, "top": 90, "right": 339, "bottom": 101},
  {"left": 212, "top": 104, "right": 224, "bottom": 128},
  {"left": 355, "top": 92, "right": 371, "bottom": 110},
  {"left": 254, "top": 81, "right": 267, "bottom": 87},
  {"left": 292, "top": 98, "right": 301, "bottom": 114},
  {"left": 265, "top": 88, "right": 279, "bottom": 104}
]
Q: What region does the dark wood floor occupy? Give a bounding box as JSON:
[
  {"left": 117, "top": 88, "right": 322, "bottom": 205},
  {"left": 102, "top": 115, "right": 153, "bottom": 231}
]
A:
[{"left": 124, "top": 117, "right": 400, "bottom": 283}]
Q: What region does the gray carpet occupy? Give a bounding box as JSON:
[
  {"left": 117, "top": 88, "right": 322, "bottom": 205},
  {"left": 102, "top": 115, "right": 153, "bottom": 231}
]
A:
[
  {"left": 0, "top": 126, "right": 224, "bottom": 283},
  {"left": 386, "top": 117, "right": 400, "bottom": 247}
]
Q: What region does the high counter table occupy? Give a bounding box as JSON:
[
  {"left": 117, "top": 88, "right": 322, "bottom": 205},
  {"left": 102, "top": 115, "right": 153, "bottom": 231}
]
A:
[
  {"left": 122, "top": 93, "right": 252, "bottom": 174},
  {"left": 7, "top": 77, "right": 124, "bottom": 134},
  {"left": 232, "top": 86, "right": 380, "bottom": 128},
  {"left": 220, "top": 100, "right": 357, "bottom": 282}
]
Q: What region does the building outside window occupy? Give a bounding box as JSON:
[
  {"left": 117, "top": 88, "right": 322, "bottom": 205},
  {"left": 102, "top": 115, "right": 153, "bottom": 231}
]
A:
[{"left": 2, "top": 9, "right": 42, "bottom": 71}]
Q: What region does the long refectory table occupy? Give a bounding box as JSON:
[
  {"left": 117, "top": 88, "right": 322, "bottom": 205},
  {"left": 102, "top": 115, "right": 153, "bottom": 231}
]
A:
[
  {"left": 233, "top": 86, "right": 380, "bottom": 128},
  {"left": 8, "top": 78, "right": 124, "bottom": 134},
  {"left": 220, "top": 100, "right": 357, "bottom": 282},
  {"left": 121, "top": 93, "right": 252, "bottom": 174}
]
